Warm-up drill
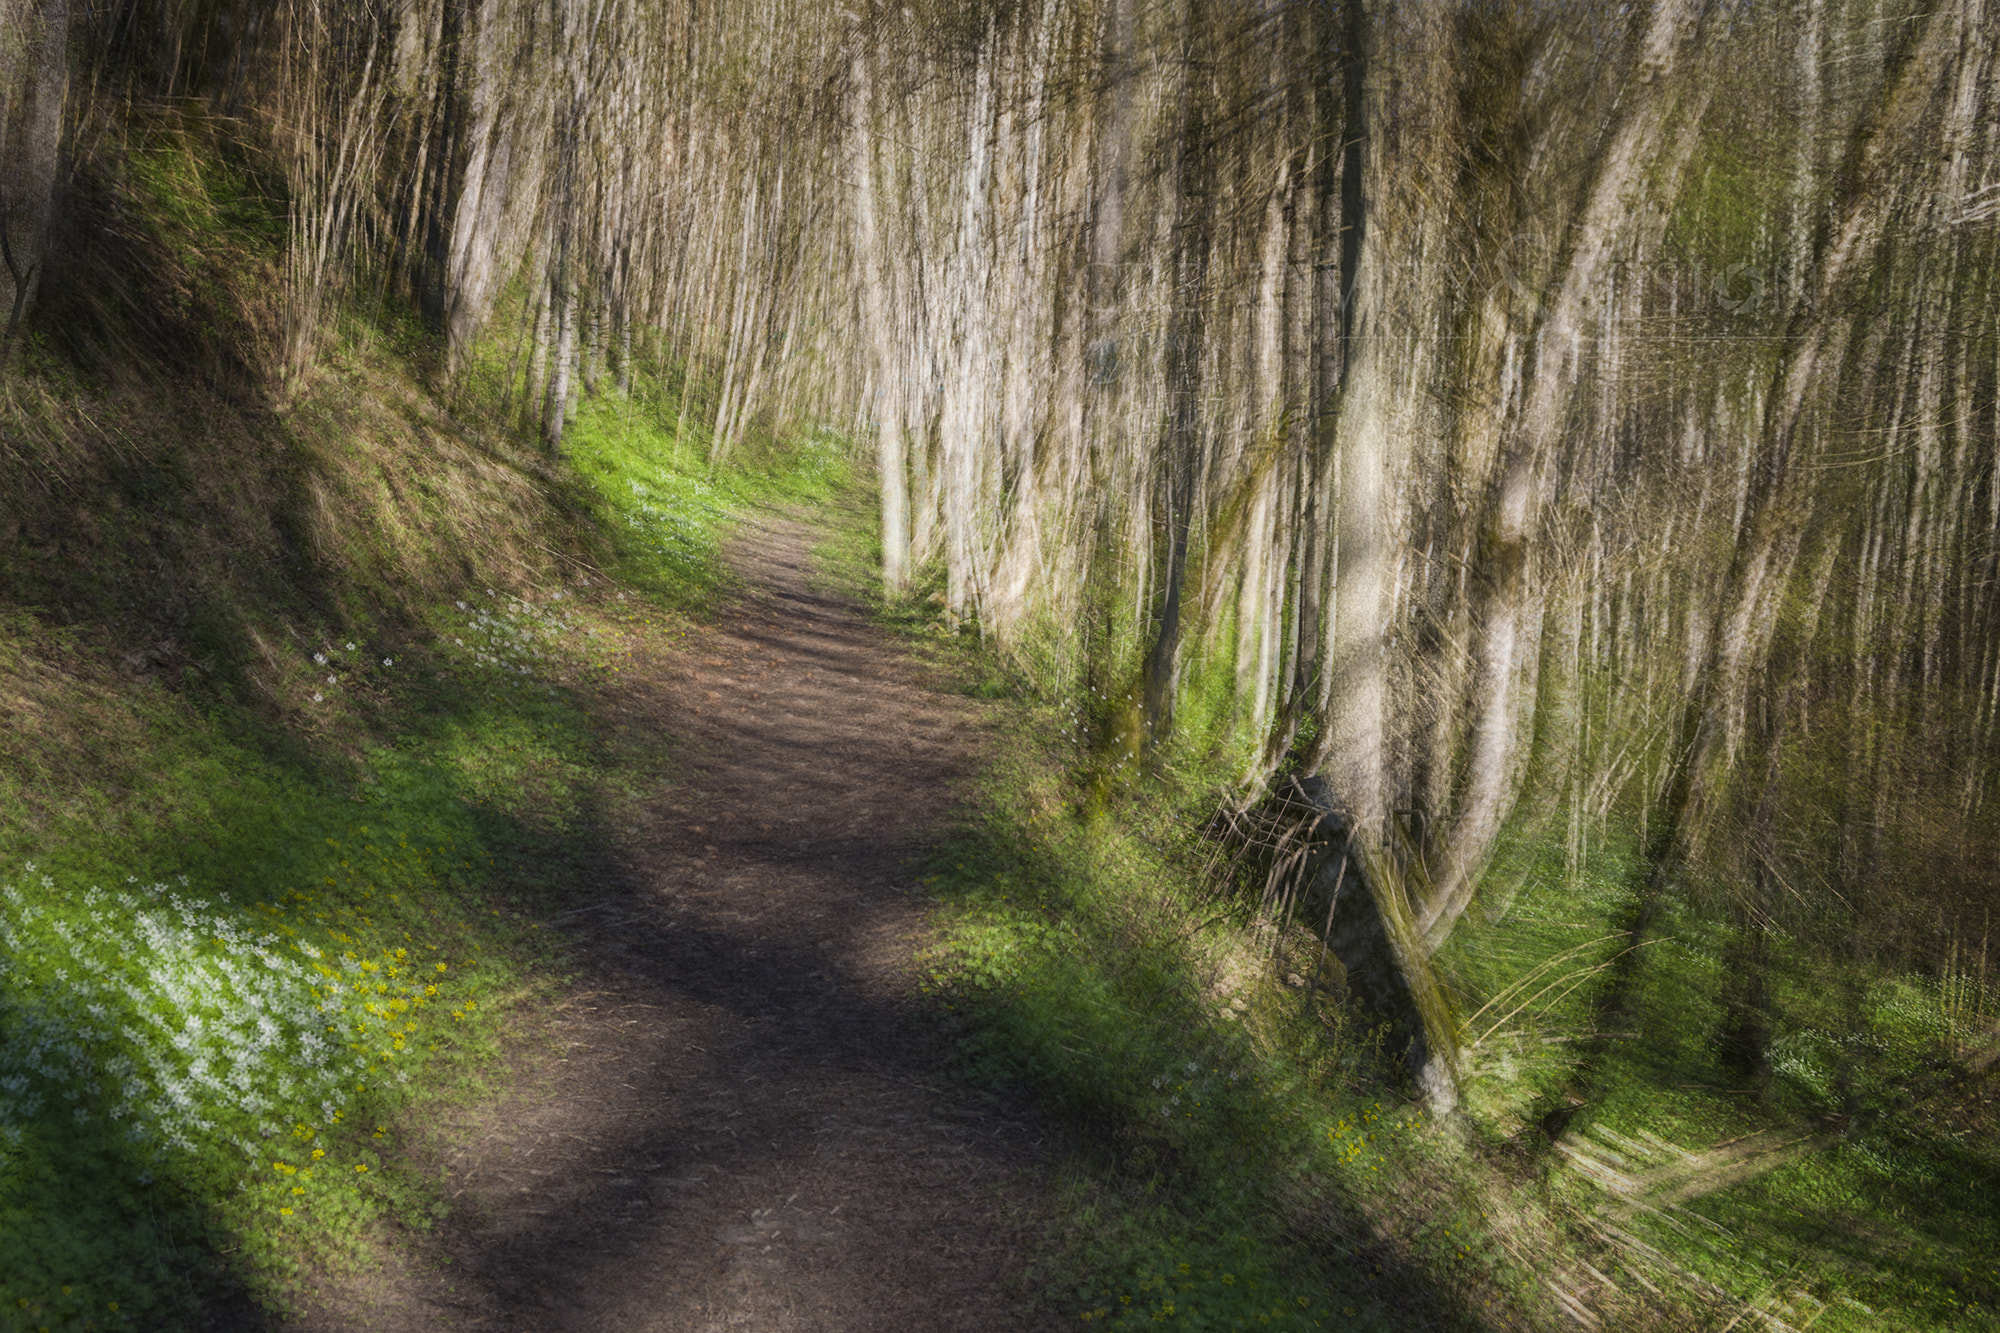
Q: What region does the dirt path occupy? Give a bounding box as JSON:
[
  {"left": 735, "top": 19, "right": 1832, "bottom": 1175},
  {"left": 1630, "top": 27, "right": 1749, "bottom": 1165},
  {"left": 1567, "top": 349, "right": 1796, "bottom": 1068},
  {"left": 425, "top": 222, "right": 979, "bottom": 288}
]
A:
[{"left": 299, "top": 516, "right": 1057, "bottom": 1331}]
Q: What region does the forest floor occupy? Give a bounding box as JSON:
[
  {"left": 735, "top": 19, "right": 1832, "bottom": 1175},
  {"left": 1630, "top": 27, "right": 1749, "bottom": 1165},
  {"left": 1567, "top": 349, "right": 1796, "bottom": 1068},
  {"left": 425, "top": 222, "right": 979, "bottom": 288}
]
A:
[{"left": 289, "top": 514, "right": 1061, "bottom": 1332}]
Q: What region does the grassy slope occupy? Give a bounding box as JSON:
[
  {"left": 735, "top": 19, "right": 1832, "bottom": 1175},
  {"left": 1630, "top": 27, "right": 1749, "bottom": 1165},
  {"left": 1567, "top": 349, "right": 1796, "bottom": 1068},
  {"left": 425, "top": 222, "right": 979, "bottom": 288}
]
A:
[{"left": 0, "top": 250, "right": 846, "bottom": 1328}]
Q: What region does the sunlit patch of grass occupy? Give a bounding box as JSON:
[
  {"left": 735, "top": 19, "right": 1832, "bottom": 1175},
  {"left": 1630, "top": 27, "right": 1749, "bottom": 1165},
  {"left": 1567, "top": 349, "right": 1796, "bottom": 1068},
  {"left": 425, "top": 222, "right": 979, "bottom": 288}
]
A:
[
  {"left": 556, "top": 383, "right": 855, "bottom": 613},
  {"left": 890, "top": 718, "right": 1516, "bottom": 1328},
  {"left": 1430, "top": 821, "right": 2000, "bottom": 1331},
  {"left": 0, "top": 565, "right": 678, "bottom": 1323},
  {"left": 0, "top": 631, "right": 564, "bottom": 1324},
  {"left": 0, "top": 838, "right": 501, "bottom": 1303},
  {"left": 0, "top": 876, "right": 459, "bottom": 1312}
]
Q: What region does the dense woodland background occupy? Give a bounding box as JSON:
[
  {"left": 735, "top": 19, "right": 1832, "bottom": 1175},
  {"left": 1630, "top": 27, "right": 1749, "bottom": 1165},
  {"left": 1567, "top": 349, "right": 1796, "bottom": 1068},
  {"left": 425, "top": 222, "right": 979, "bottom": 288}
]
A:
[{"left": 3, "top": 0, "right": 1999, "bottom": 1318}]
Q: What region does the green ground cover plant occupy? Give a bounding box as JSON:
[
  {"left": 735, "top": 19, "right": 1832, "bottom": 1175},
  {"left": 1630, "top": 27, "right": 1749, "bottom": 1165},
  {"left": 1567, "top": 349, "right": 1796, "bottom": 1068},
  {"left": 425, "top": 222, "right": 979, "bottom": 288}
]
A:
[
  {"left": 0, "top": 290, "right": 845, "bottom": 1324},
  {"left": 0, "top": 597, "right": 577, "bottom": 1328},
  {"left": 902, "top": 757, "right": 1537, "bottom": 1330},
  {"left": 559, "top": 387, "right": 851, "bottom": 610},
  {"left": 1497, "top": 870, "right": 2000, "bottom": 1331},
  {"left": 836, "top": 574, "right": 1531, "bottom": 1328},
  {"left": 848, "top": 522, "right": 1999, "bottom": 1330}
]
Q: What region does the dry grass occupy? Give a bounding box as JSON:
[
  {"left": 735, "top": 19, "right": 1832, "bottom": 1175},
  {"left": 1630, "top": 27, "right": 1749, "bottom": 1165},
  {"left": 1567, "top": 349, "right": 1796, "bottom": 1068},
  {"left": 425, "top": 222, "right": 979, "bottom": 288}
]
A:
[{"left": 0, "top": 612, "right": 167, "bottom": 848}]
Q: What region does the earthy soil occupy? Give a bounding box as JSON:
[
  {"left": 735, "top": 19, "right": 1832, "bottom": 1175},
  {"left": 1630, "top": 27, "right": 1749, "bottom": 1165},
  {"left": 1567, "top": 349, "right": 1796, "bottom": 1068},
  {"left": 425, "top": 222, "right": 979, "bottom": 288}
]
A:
[{"left": 293, "top": 515, "right": 1060, "bottom": 1332}]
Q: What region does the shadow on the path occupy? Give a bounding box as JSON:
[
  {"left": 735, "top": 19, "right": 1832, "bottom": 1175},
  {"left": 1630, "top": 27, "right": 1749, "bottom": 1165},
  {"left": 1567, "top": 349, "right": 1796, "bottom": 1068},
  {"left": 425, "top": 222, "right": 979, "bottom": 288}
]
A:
[{"left": 380, "top": 521, "right": 1047, "bottom": 1332}]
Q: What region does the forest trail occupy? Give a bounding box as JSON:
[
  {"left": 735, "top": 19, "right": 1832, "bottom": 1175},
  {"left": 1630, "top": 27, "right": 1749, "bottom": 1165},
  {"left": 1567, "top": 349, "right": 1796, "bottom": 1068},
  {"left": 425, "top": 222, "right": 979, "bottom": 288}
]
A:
[{"left": 296, "top": 515, "right": 1057, "bottom": 1332}]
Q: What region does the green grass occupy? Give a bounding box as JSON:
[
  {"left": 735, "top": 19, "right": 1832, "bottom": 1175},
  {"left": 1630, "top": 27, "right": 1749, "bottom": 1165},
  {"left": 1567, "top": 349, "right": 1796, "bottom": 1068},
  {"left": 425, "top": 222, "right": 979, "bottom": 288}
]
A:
[
  {"left": 561, "top": 384, "right": 851, "bottom": 611},
  {"left": 0, "top": 300, "right": 852, "bottom": 1325},
  {"left": 0, "top": 601, "right": 584, "bottom": 1327},
  {"left": 843, "top": 585, "right": 1527, "bottom": 1329},
  {"left": 1433, "top": 827, "right": 2000, "bottom": 1331},
  {"left": 836, "top": 529, "right": 2000, "bottom": 1332},
  {"left": 908, "top": 770, "right": 1542, "bottom": 1330}
]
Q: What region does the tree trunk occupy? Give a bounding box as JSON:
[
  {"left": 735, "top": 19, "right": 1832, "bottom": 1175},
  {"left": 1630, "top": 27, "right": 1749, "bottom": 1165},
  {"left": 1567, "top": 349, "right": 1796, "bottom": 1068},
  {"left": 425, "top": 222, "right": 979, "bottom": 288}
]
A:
[
  {"left": 1420, "top": 0, "right": 1715, "bottom": 949},
  {"left": 543, "top": 256, "right": 575, "bottom": 450},
  {"left": 0, "top": 0, "right": 66, "bottom": 358},
  {"left": 848, "top": 49, "right": 909, "bottom": 594},
  {"left": 1319, "top": 0, "right": 1388, "bottom": 843}
]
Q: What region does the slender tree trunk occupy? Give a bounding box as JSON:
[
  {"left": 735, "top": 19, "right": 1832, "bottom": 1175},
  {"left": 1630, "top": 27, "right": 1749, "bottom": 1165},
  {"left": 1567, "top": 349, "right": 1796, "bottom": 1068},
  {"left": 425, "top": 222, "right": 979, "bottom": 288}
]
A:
[
  {"left": 1079, "top": 0, "right": 1134, "bottom": 754},
  {"left": 709, "top": 170, "right": 759, "bottom": 462},
  {"left": 543, "top": 255, "right": 575, "bottom": 449},
  {"left": 524, "top": 253, "right": 552, "bottom": 433},
  {"left": 1141, "top": 33, "right": 1209, "bottom": 750},
  {"left": 1420, "top": 0, "right": 1714, "bottom": 948},
  {"left": 0, "top": 0, "right": 66, "bottom": 359},
  {"left": 848, "top": 54, "right": 909, "bottom": 592},
  {"left": 615, "top": 268, "right": 633, "bottom": 396},
  {"left": 1319, "top": 0, "right": 1388, "bottom": 841}
]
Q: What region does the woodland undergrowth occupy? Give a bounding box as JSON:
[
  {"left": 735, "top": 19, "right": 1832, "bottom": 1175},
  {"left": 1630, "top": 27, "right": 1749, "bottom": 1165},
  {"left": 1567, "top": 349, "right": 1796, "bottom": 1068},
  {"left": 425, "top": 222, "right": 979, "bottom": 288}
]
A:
[
  {"left": 861, "top": 545, "right": 2000, "bottom": 1333},
  {"left": 0, "top": 283, "right": 845, "bottom": 1326}
]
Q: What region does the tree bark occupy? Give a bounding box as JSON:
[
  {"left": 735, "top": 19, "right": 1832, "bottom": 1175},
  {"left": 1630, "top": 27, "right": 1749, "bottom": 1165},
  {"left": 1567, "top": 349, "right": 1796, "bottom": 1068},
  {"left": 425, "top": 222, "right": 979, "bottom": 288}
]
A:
[
  {"left": 1420, "top": 0, "right": 1715, "bottom": 949},
  {"left": 1141, "top": 29, "right": 1209, "bottom": 751},
  {"left": 0, "top": 0, "right": 65, "bottom": 357},
  {"left": 1318, "top": 0, "right": 1389, "bottom": 843}
]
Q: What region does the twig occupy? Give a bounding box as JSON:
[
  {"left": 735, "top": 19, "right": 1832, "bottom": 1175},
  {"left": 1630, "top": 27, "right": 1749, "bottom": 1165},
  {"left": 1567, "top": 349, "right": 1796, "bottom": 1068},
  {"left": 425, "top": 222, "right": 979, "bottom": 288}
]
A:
[{"left": 546, "top": 899, "right": 618, "bottom": 922}]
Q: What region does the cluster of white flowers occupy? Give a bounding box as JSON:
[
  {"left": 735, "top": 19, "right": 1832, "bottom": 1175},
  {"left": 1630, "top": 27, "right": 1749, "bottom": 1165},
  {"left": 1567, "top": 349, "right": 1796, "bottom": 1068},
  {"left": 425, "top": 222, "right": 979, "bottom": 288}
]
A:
[
  {"left": 1150, "top": 1054, "right": 1236, "bottom": 1123},
  {"left": 0, "top": 868, "right": 424, "bottom": 1173},
  {"left": 306, "top": 639, "right": 393, "bottom": 705},
  {"left": 790, "top": 430, "right": 848, "bottom": 488},
  {"left": 441, "top": 591, "right": 595, "bottom": 697},
  {"left": 1767, "top": 1029, "right": 1838, "bottom": 1100},
  {"left": 622, "top": 470, "right": 724, "bottom": 566}
]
